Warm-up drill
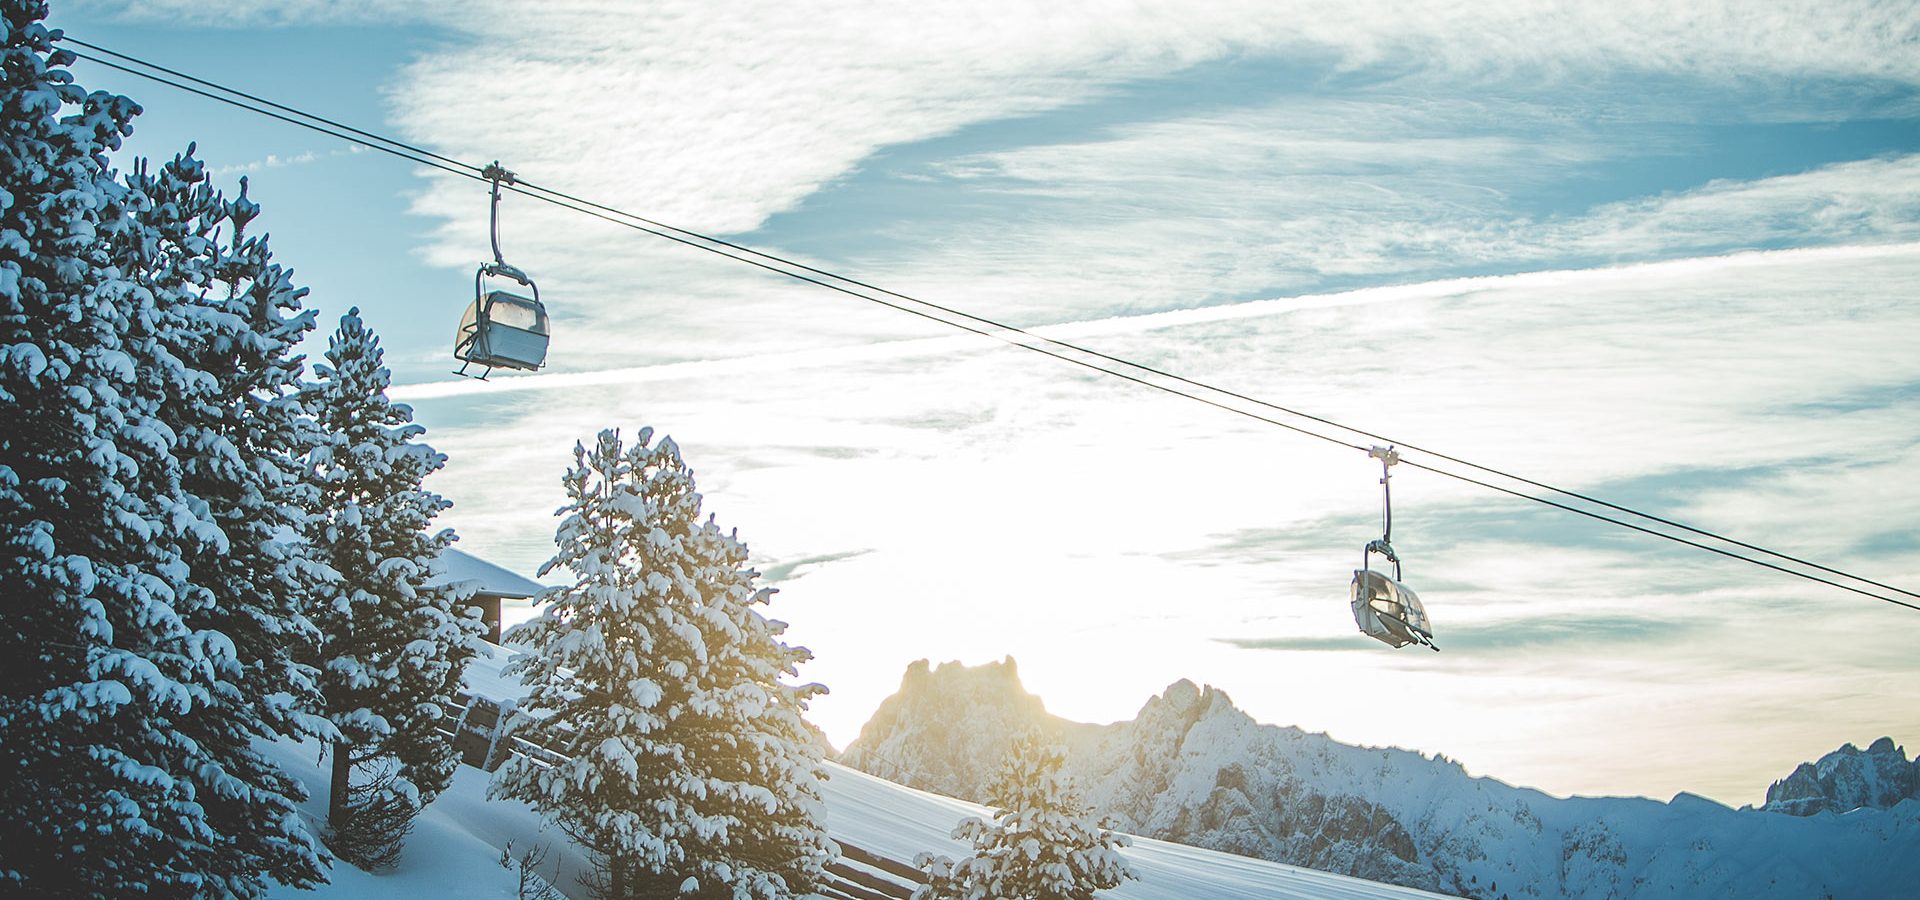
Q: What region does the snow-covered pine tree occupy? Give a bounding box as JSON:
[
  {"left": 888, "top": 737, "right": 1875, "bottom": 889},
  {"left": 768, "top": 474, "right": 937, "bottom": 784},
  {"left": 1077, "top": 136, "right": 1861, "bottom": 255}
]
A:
[
  {"left": 915, "top": 736, "right": 1137, "bottom": 900},
  {"left": 679, "top": 508, "right": 835, "bottom": 894},
  {"left": 303, "top": 307, "right": 476, "bottom": 868},
  {"left": 492, "top": 428, "right": 832, "bottom": 900},
  {"left": 118, "top": 145, "right": 333, "bottom": 893},
  {"left": 0, "top": 6, "right": 327, "bottom": 892},
  {"left": 0, "top": 7, "right": 164, "bottom": 892}
]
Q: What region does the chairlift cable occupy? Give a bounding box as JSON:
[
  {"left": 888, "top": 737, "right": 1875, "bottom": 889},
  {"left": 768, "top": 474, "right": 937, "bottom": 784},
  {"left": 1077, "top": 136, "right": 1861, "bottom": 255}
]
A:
[
  {"left": 57, "top": 36, "right": 1920, "bottom": 612},
  {"left": 441, "top": 128, "right": 1920, "bottom": 606},
  {"left": 62, "top": 49, "right": 485, "bottom": 185},
  {"left": 48, "top": 46, "right": 1383, "bottom": 451},
  {"left": 59, "top": 36, "right": 477, "bottom": 175},
  {"left": 1391, "top": 458, "right": 1920, "bottom": 613},
  {"left": 498, "top": 186, "right": 1920, "bottom": 612},
  {"left": 495, "top": 179, "right": 1920, "bottom": 604}
]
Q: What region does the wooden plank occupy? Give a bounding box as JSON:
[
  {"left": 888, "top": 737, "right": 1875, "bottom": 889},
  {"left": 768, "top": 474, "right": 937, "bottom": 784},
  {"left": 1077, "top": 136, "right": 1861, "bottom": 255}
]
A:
[
  {"left": 822, "top": 862, "right": 913, "bottom": 900},
  {"left": 837, "top": 841, "right": 929, "bottom": 886}
]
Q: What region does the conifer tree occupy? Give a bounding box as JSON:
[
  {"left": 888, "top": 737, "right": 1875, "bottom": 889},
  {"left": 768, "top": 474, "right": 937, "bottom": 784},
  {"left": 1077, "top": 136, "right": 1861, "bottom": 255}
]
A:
[
  {"left": 303, "top": 307, "right": 476, "bottom": 868},
  {"left": 136, "top": 152, "right": 330, "bottom": 744},
  {"left": 0, "top": 5, "right": 327, "bottom": 893},
  {"left": 493, "top": 428, "right": 832, "bottom": 900},
  {"left": 915, "top": 736, "right": 1137, "bottom": 900}
]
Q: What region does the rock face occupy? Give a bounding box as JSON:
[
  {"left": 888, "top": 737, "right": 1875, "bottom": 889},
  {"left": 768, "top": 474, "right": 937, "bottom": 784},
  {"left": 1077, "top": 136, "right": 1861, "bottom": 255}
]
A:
[
  {"left": 1761, "top": 737, "right": 1920, "bottom": 816},
  {"left": 1068, "top": 679, "right": 1445, "bottom": 891},
  {"left": 838, "top": 658, "right": 1920, "bottom": 900},
  {"left": 837, "top": 657, "right": 1088, "bottom": 799}
]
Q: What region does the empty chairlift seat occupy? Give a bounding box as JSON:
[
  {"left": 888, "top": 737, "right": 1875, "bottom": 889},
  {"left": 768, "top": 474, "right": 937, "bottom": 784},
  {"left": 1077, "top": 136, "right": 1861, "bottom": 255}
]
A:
[
  {"left": 1351, "top": 568, "right": 1433, "bottom": 649},
  {"left": 455, "top": 289, "right": 550, "bottom": 373}
]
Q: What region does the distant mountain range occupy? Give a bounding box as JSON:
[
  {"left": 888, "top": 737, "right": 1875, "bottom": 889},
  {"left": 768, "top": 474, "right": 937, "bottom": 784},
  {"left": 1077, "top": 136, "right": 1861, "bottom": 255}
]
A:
[{"left": 838, "top": 658, "right": 1919, "bottom": 899}]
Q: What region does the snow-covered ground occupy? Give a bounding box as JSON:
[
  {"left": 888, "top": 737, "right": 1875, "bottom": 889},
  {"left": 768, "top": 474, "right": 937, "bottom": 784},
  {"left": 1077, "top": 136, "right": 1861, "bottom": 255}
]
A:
[
  {"left": 264, "top": 743, "right": 1451, "bottom": 900},
  {"left": 264, "top": 736, "right": 590, "bottom": 899},
  {"left": 265, "top": 644, "right": 1449, "bottom": 899},
  {"left": 820, "top": 764, "right": 1452, "bottom": 900}
]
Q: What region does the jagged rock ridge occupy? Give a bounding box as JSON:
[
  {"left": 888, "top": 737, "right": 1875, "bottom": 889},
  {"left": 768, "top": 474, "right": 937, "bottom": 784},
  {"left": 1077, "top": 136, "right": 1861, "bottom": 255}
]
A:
[
  {"left": 838, "top": 658, "right": 1920, "bottom": 900},
  {"left": 839, "top": 657, "right": 1090, "bottom": 800},
  {"left": 1761, "top": 736, "right": 1920, "bottom": 816}
]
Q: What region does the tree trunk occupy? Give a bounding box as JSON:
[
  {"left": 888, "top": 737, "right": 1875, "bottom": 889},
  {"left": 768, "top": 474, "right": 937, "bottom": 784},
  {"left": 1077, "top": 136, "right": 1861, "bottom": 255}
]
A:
[{"left": 328, "top": 739, "right": 351, "bottom": 828}]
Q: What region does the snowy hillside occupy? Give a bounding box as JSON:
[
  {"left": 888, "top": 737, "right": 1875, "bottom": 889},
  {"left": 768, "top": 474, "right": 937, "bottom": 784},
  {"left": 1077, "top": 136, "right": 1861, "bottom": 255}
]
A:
[
  {"left": 840, "top": 658, "right": 1920, "bottom": 899},
  {"left": 263, "top": 747, "right": 1456, "bottom": 900},
  {"left": 264, "top": 645, "right": 1448, "bottom": 899}
]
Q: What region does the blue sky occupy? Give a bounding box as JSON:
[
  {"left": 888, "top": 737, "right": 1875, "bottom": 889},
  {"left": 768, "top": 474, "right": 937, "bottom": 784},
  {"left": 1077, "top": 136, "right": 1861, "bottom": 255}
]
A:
[{"left": 52, "top": 0, "right": 1920, "bottom": 804}]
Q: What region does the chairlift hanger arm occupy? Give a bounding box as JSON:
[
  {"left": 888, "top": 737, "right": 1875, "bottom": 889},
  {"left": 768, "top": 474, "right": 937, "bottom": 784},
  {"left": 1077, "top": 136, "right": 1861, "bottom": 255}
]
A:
[
  {"left": 478, "top": 263, "right": 537, "bottom": 294},
  {"left": 483, "top": 161, "right": 518, "bottom": 269},
  {"left": 1369, "top": 445, "right": 1398, "bottom": 544},
  {"left": 478, "top": 161, "right": 538, "bottom": 293}
]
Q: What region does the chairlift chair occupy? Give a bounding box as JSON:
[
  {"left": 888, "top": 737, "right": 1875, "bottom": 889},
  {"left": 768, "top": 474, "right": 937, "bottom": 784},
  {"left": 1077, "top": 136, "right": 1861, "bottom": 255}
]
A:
[
  {"left": 1352, "top": 544, "right": 1436, "bottom": 650},
  {"left": 455, "top": 279, "right": 549, "bottom": 377},
  {"left": 454, "top": 162, "right": 551, "bottom": 379},
  {"left": 1349, "top": 446, "right": 1438, "bottom": 651}
]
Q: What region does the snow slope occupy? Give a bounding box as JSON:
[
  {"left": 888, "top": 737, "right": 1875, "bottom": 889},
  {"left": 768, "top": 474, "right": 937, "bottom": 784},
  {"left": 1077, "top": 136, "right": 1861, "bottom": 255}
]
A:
[
  {"left": 264, "top": 745, "right": 1451, "bottom": 900},
  {"left": 824, "top": 764, "right": 1451, "bottom": 900},
  {"left": 264, "top": 737, "right": 591, "bottom": 899},
  {"left": 265, "top": 645, "right": 1447, "bottom": 899}
]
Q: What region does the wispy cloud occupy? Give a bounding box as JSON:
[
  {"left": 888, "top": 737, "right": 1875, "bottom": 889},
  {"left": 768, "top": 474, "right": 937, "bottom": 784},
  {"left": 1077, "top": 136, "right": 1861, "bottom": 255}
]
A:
[
  {"left": 1220, "top": 612, "right": 1704, "bottom": 654},
  {"left": 207, "top": 145, "right": 366, "bottom": 176},
  {"left": 69, "top": 0, "right": 463, "bottom": 27},
  {"left": 272, "top": 0, "right": 1920, "bottom": 378},
  {"left": 403, "top": 242, "right": 1920, "bottom": 801},
  {"left": 885, "top": 125, "right": 1920, "bottom": 325}
]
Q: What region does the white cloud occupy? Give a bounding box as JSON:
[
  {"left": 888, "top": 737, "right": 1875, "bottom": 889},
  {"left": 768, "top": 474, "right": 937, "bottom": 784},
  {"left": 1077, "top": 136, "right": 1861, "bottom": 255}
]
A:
[
  {"left": 409, "top": 243, "right": 1920, "bottom": 799},
  {"left": 398, "top": 99, "right": 1920, "bottom": 379},
  {"left": 379, "top": 0, "right": 1919, "bottom": 238},
  {"left": 75, "top": 0, "right": 1920, "bottom": 802},
  {"left": 207, "top": 146, "right": 368, "bottom": 175},
  {"left": 88, "top": 0, "right": 1915, "bottom": 377},
  {"left": 890, "top": 113, "right": 1920, "bottom": 317},
  {"left": 1530, "top": 155, "right": 1920, "bottom": 258}
]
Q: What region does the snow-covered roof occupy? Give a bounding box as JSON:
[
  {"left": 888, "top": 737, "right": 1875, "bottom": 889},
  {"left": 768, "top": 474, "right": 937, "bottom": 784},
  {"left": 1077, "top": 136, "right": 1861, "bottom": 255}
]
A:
[{"left": 427, "top": 547, "right": 547, "bottom": 600}]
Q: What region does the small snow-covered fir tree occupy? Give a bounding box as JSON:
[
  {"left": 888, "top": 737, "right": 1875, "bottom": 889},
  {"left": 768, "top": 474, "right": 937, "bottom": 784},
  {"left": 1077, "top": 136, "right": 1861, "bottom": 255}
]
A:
[
  {"left": 303, "top": 307, "right": 477, "bottom": 867},
  {"left": 915, "top": 736, "right": 1137, "bottom": 900},
  {"left": 0, "top": 4, "right": 327, "bottom": 894},
  {"left": 492, "top": 428, "right": 832, "bottom": 900}
]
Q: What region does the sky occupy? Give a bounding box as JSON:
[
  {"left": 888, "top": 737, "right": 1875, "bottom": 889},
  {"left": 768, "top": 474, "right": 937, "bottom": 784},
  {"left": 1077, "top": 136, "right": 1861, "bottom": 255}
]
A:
[{"left": 51, "top": 0, "right": 1920, "bottom": 805}]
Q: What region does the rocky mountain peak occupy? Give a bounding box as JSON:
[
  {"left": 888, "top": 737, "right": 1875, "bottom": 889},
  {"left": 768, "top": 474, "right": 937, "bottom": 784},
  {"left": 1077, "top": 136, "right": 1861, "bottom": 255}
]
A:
[
  {"left": 838, "top": 657, "right": 1063, "bottom": 802},
  {"left": 1137, "top": 677, "right": 1237, "bottom": 720},
  {"left": 1761, "top": 736, "right": 1919, "bottom": 816}
]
